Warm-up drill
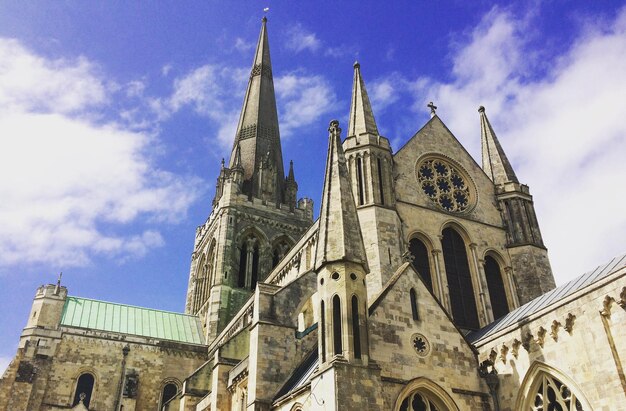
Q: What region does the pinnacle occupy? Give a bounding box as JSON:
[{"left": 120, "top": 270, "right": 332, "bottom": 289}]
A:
[
  {"left": 348, "top": 62, "right": 379, "bottom": 137},
  {"left": 479, "top": 106, "right": 519, "bottom": 185},
  {"left": 315, "top": 120, "right": 368, "bottom": 271}
]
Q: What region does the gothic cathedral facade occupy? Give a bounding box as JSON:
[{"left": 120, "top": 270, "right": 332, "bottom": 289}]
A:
[{"left": 1, "top": 17, "right": 625, "bottom": 411}]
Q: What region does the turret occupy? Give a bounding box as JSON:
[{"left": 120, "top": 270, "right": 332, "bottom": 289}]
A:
[
  {"left": 479, "top": 106, "right": 556, "bottom": 303},
  {"left": 315, "top": 120, "right": 370, "bottom": 365}
]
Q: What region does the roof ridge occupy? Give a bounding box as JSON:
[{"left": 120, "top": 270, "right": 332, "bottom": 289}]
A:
[{"left": 66, "top": 295, "right": 198, "bottom": 318}]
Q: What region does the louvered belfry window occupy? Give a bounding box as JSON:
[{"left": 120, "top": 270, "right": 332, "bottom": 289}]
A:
[{"left": 441, "top": 228, "right": 479, "bottom": 329}]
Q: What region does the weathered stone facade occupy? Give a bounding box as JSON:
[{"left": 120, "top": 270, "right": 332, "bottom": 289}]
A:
[{"left": 2, "top": 16, "right": 625, "bottom": 411}]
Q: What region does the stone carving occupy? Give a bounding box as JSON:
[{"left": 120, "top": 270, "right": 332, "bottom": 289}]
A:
[
  {"left": 550, "top": 320, "right": 562, "bottom": 342},
  {"left": 522, "top": 332, "right": 533, "bottom": 351},
  {"left": 619, "top": 287, "right": 626, "bottom": 308},
  {"left": 123, "top": 370, "right": 139, "bottom": 398},
  {"left": 536, "top": 326, "right": 547, "bottom": 348},
  {"left": 600, "top": 295, "right": 615, "bottom": 317},
  {"left": 488, "top": 348, "right": 497, "bottom": 364},
  {"left": 500, "top": 344, "right": 509, "bottom": 363},
  {"left": 565, "top": 313, "right": 576, "bottom": 334},
  {"left": 512, "top": 338, "right": 521, "bottom": 358}
]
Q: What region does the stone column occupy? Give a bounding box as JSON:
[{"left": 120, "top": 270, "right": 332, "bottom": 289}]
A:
[{"left": 469, "top": 243, "right": 490, "bottom": 326}]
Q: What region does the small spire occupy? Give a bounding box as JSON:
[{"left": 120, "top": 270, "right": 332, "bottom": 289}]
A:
[
  {"left": 54, "top": 272, "right": 62, "bottom": 295},
  {"left": 287, "top": 160, "right": 295, "bottom": 182},
  {"left": 427, "top": 101, "right": 437, "bottom": 118},
  {"left": 233, "top": 144, "right": 243, "bottom": 169},
  {"left": 348, "top": 62, "right": 379, "bottom": 137},
  {"left": 220, "top": 158, "right": 225, "bottom": 169},
  {"left": 479, "top": 106, "right": 519, "bottom": 185},
  {"left": 315, "top": 120, "right": 368, "bottom": 270}
]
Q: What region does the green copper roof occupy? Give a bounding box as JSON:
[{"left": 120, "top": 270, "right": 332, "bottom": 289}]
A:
[{"left": 60, "top": 296, "right": 205, "bottom": 345}]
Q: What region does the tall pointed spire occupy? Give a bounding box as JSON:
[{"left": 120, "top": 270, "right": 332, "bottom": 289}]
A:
[
  {"left": 479, "top": 106, "right": 519, "bottom": 185},
  {"left": 229, "top": 17, "right": 285, "bottom": 200},
  {"left": 347, "top": 62, "right": 379, "bottom": 137},
  {"left": 315, "top": 120, "right": 368, "bottom": 270}
]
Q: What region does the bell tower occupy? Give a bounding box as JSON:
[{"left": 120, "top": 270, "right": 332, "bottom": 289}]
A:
[
  {"left": 185, "top": 17, "right": 313, "bottom": 343},
  {"left": 479, "top": 106, "right": 556, "bottom": 304}
]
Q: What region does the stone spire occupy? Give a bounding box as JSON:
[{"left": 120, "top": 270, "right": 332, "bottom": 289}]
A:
[
  {"left": 347, "top": 62, "right": 379, "bottom": 137},
  {"left": 315, "top": 120, "right": 368, "bottom": 271},
  {"left": 228, "top": 17, "right": 285, "bottom": 199},
  {"left": 479, "top": 106, "right": 519, "bottom": 185}
]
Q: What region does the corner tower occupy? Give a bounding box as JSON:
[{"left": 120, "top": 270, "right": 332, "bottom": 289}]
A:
[
  {"left": 185, "top": 18, "right": 313, "bottom": 343},
  {"left": 342, "top": 62, "right": 404, "bottom": 297},
  {"left": 479, "top": 106, "right": 556, "bottom": 303},
  {"left": 312, "top": 120, "right": 384, "bottom": 410}
]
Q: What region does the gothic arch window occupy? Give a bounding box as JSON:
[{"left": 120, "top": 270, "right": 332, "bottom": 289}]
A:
[
  {"left": 72, "top": 372, "right": 95, "bottom": 408},
  {"left": 160, "top": 382, "right": 179, "bottom": 410},
  {"left": 399, "top": 392, "right": 443, "bottom": 411},
  {"left": 351, "top": 295, "right": 361, "bottom": 359},
  {"left": 516, "top": 364, "right": 590, "bottom": 411},
  {"left": 409, "top": 237, "right": 433, "bottom": 293},
  {"left": 356, "top": 156, "right": 365, "bottom": 205},
  {"left": 410, "top": 288, "right": 419, "bottom": 321},
  {"left": 529, "top": 374, "right": 585, "bottom": 411},
  {"left": 441, "top": 227, "right": 479, "bottom": 330},
  {"left": 377, "top": 157, "right": 385, "bottom": 205},
  {"left": 238, "top": 236, "right": 260, "bottom": 290},
  {"left": 320, "top": 300, "right": 326, "bottom": 362},
  {"left": 484, "top": 255, "right": 510, "bottom": 320},
  {"left": 271, "top": 238, "right": 292, "bottom": 268},
  {"left": 332, "top": 295, "right": 342, "bottom": 356}
]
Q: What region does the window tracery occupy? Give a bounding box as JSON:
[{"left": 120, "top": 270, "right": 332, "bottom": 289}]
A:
[
  {"left": 417, "top": 158, "right": 473, "bottom": 213},
  {"left": 399, "top": 392, "right": 441, "bottom": 411},
  {"left": 531, "top": 374, "right": 584, "bottom": 411}
]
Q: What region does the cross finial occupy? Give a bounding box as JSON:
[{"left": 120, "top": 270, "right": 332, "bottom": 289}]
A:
[{"left": 427, "top": 101, "right": 437, "bottom": 118}]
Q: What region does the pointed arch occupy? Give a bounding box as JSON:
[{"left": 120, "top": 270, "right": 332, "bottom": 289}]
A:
[
  {"left": 332, "top": 294, "right": 342, "bottom": 356},
  {"left": 237, "top": 227, "right": 267, "bottom": 290},
  {"left": 72, "top": 370, "right": 97, "bottom": 408},
  {"left": 271, "top": 234, "right": 294, "bottom": 268},
  {"left": 440, "top": 226, "right": 479, "bottom": 330},
  {"left": 483, "top": 254, "right": 510, "bottom": 320},
  {"left": 159, "top": 378, "right": 181, "bottom": 410},
  {"left": 393, "top": 377, "right": 459, "bottom": 411},
  {"left": 515, "top": 362, "right": 592, "bottom": 411},
  {"left": 407, "top": 233, "right": 435, "bottom": 293}
]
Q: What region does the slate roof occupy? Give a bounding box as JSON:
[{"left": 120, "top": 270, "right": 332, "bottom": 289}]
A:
[
  {"left": 60, "top": 296, "right": 205, "bottom": 345},
  {"left": 469, "top": 253, "right": 626, "bottom": 344},
  {"left": 274, "top": 347, "right": 318, "bottom": 402}
]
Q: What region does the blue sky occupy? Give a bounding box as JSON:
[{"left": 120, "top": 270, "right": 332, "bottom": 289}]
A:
[{"left": 1, "top": 1, "right": 625, "bottom": 374}]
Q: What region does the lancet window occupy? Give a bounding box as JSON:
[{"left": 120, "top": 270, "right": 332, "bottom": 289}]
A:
[
  {"left": 160, "top": 383, "right": 178, "bottom": 410},
  {"left": 332, "top": 295, "right": 342, "bottom": 356},
  {"left": 238, "top": 236, "right": 260, "bottom": 290},
  {"left": 484, "top": 255, "right": 510, "bottom": 320},
  {"left": 351, "top": 295, "right": 361, "bottom": 359},
  {"left": 441, "top": 227, "right": 479, "bottom": 330},
  {"left": 410, "top": 288, "right": 419, "bottom": 321},
  {"left": 409, "top": 238, "right": 433, "bottom": 293}
]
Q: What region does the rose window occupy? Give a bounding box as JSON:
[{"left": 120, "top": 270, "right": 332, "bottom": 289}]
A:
[
  {"left": 417, "top": 159, "right": 473, "bottom": 213},
  {"left": 411, "top": 333, "right": 431, "bottom": 357}
]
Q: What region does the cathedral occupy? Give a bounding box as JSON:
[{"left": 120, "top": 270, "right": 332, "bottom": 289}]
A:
[{"left": 1, "top": 17, "right": 625, "bottom": 411}]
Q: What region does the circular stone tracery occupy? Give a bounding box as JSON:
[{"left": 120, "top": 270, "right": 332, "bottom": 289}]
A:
[
  {"left": 411, "top": 333, "right": 431, "bottom": 357},
  {"left": 417, "top": 158, "right": 473, "bottom": 213}
]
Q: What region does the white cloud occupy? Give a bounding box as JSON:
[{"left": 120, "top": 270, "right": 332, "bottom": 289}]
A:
[
  {"left": 162, "top": 64, "right": 336, "bottom": 146},
  {"left": 285, "top": 24, "right": 321, "bottom": 54},
  {"left": 234, "top": 37, "right": 254, "bottom": 53},
  {"left": 0, "top": 39, "right": 200, "bottom": 270},
  {"left": 383, "top": 6, "right": 626, "bottom": 284},
  {"left": 275, "top": 73, "right": 337, "bottom": 136}
]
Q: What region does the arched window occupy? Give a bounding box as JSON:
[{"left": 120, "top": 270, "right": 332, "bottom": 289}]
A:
[
  {"left": 377, "top": 157, "right": 385, "bottom": 205},
  {"left": 271, "top": 240, "right": 290, "bottom": 268},
  {"left": 410, "top": 289, "right": 419, "bottom": 321},
  {"left": 332, "top": 295, "right": 342, "bottom": 356},
  {"left": 238, "top": 236, "right": 259, "bottom": 290},
  {"left": 441, "top": 227, "right": 479, "bottom": 330},
  {"left": 399, "top": 392, "right": 442, "bottom": 411},
  {"left": 320, "top": 300, "right": 326, "bottom": 362},
  {"left": 409, "top": 238, "right": 433, "bottom": 293},
  {"left": 351, "top": 296, "right": 361, "bottom": 359},
  {"left": 160, "top": 382, "right": 178, "bottom": 409},
  {"left": 484, "top": 256, "right": 510, "bottom": 320},
  {"left": 531, "top": 374, "right": 585, "bottom": 410},
  {"left": 356, "top": 157, "right": 365, "bottom": 205},
  {"left": 72, "top": 373, "right": 95, "bottom": 408}
]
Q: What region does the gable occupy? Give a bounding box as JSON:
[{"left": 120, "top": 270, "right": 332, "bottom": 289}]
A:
[
  {"left": 393, "top": 116, "right": 502, "bottom": 227},
  {"left": 367, "top": 263, "right": 484, "bottom": 393}
]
